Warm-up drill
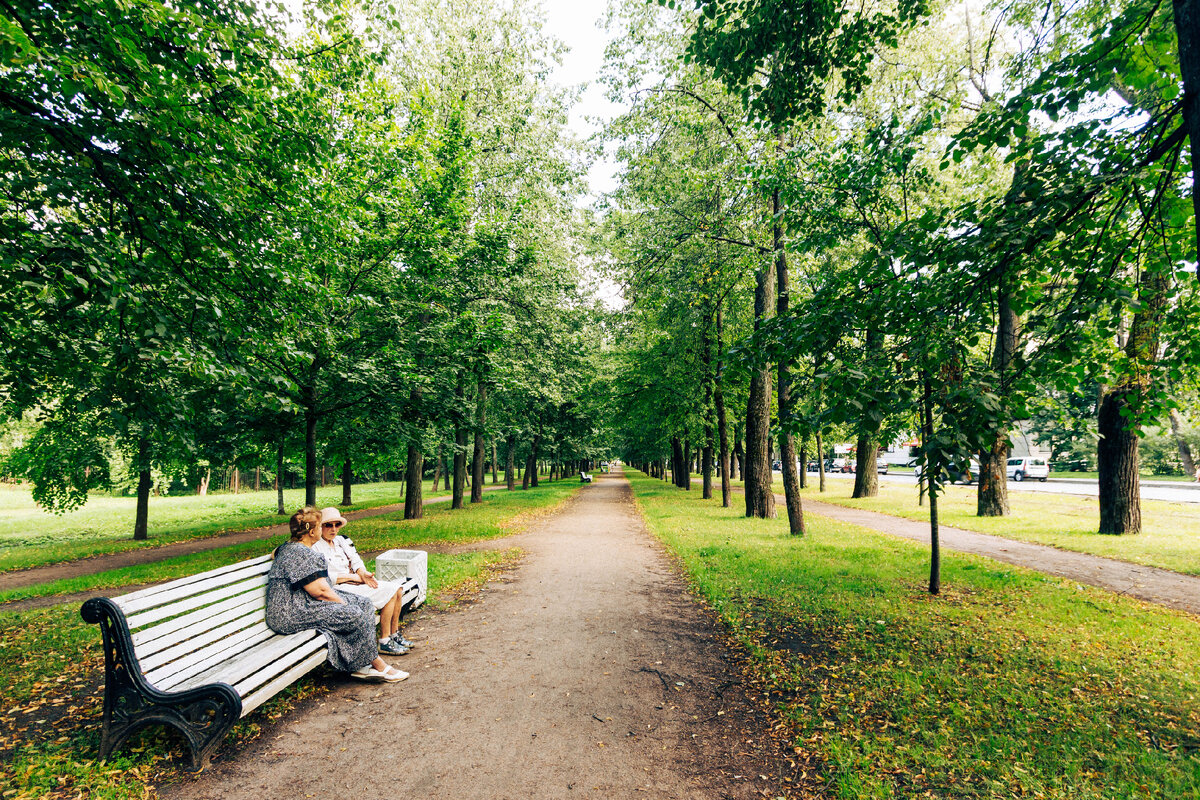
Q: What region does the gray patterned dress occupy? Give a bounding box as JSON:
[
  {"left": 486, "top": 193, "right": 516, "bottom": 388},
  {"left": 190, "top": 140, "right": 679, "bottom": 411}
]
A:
[{"left": 265, "top": 542, "right": 378, "bottom": 672}]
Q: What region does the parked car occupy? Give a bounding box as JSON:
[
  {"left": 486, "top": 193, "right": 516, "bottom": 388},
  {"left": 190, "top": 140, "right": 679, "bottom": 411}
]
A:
[
  {"left": 876, "top": 458, "right": 889, "bottom": 475},
  {"left": 914, "top": 459, "right": 980, "bottom": 484},
  {"left": 839, "top": 459, "right": 855, "bottom": 473},
  {"left": 1007, "top": 456, "right": 1049, "bottom": 482},
  {"left": 807, "top": 460, "right": 820, "bottom": 471}
]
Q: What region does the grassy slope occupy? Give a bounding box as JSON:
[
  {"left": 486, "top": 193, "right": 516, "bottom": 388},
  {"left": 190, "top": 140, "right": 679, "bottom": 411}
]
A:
[
  {"left": 0, "top": 481, "right": 578, "bottom": 800},
  {"left": 629, "top": 471, "right": 1200, "bottom": 799},
  {"left": 795, "top": 480, "right": 1200, "bottom": 575}
]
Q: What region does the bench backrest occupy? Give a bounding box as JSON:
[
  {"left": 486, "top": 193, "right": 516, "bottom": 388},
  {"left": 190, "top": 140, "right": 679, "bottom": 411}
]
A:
[{"left": 111, "top": 554, "right": 324, "bottom": 707}]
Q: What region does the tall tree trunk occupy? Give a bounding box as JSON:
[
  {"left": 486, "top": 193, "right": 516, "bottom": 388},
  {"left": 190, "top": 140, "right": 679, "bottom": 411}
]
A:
[
  {"left": 745, "top": 263, "right": 776, "bottom": 519},
  {"left": 774, "top": 187, "right": 804, "bottom": 533},
  {"left": 1168, "top": 409, "right": 1197, "bottom": 477},
  {"left": 1098, "top": 267, "right": 1166, "bottom": 533},
  {"left": 1098, "top": 388, "right": 1141, "bottom": 534},
  {"left": 1172, "top": 0, "right": 1200, "bottom": 257},
  {"left": 431, "top": 444, "right": 444, "bottom": 496},
  {"left": 405, "top": 441, "right": 424, "bottom": 520},
  {"left": 702, "top": 431, "right": 714, "bottom": 500},
  {"left": 670, "top": 437, "right": 686, "bottom": 488},
  {"left": 815, "top": 429, "right": 826, "bottom": 492},
  {"left": 715, "top": 306, "right": 732, "bottom": 508},
  {"left": 304, "top": 407, "right": 318, "bottom": 507},
  {"left": 505, "top": 434, "right": 517, "bottom": 490},
  {"left": 453, "top": 378, "right": 467, "bottom": 509},
  {"left": 526, "top": 434, "right": 541, "bottom": 488},
  {"left": 275, "top": 441, "right": 285, "bottom": 514},
  {"left": 682, "top": 438, "right": 691, "bottom": 489},
  {"left": 923, "top": 374, "right": 940, "bottom": 595},
  {"left": 472, "top": 378, "right": 487, "bottom": 504},
  {"left": 701, "top": 324, "right": 714, "bottom": 501},
  {"left": 133, "top": 437, "right": 151, "bottom": 541},
  {"left": 850, "top": 329, "right": 882, "bottom": 500},
  {"left": 405, "top": 313, "right": 431, "bottom": 518},
  {"left": 977, "top": 282, "right": 1018, "bottom": 516},
  {"left": 254, "top": 466, "right": 261, "bottom": 492},
  {"left": 798, "top": 443, "right": 807, "bottom": 489},
  {"left": 341, "top": 459, "right": 352, "bottom": 506},
  {"left": 852, "top": 437, "right": 879, "bottom": 498},
  {"left": 733, "top": 436, "right": 744, "bottom": 481},
  {"left": 492, "top": 439, "right": 499, "bottom": 484},
  {"left": 453, "top": 427, "right": 466, "bottom": 508},
  {"left": 231, "top": 468, "right": 240, "bottom": 495}
]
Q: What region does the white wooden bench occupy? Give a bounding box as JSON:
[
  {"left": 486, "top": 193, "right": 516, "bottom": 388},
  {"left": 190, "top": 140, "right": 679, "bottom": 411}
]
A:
[
  {"left": 81, "top": 553, "right": 419, "bottom": 770},
  {"left": 580, "top": 471, "right": 592, "bottom": 483}
]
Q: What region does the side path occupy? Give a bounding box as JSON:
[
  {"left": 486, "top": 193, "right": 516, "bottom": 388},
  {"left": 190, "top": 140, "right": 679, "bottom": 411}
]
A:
[
  {"left": 686, "top": 476, "right": 1199, "bottom": 616},
  {"left": 803, "top": 497, "right": 1200, "bottom": 616},
  {"left": 161, "top": 472, "right": 792, "bottom": 800},
  {"left": 1, "top": 486, "right": 506, "bottom": 593}
]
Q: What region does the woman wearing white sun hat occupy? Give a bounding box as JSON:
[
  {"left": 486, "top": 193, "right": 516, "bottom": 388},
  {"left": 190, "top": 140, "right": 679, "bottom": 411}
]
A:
[{"left": 312, "top": 506, "right": 415, "bottom": 655}]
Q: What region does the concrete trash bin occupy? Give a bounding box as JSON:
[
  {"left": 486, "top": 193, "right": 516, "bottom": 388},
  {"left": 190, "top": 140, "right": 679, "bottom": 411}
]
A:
[{"left": 375, "top": 549, "right": 428, "bottom": 607}]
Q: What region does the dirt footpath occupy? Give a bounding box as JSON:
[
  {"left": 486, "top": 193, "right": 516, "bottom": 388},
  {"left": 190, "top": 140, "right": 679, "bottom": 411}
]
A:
[{"left": 162, "top": 472, "right": 793, "bottom": 800}]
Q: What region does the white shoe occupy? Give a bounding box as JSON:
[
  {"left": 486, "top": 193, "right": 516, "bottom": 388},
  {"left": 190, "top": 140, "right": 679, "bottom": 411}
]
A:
[
  {"left": 381, "top": 666, "right": 409, "bottom": 682},
  {"left": 350, "top": 667, "right": 388, "bottom": 681}
]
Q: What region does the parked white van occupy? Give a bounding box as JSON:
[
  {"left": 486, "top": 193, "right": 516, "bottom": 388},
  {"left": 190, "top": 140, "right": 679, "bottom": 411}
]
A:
[{"left": 1006, "top": 457, "right": 1049, "bottom": 482}]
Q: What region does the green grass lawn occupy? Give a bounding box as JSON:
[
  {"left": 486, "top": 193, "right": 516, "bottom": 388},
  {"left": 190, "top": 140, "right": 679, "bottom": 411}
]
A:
[
  {"left": 796, "top": 481, "right": 1200, "bottom": 575},
  {"left": 0, "top": 479, "right": 578, "bottom": 800},
  {"left": 0, "top": 480, "right": 579, "bottom": 605},
  {"left": 628, "top": 470, "right": 1200, "bottom": 799},
  {"left": 0, "top": 476, "right": 542, "bottom": 573}
]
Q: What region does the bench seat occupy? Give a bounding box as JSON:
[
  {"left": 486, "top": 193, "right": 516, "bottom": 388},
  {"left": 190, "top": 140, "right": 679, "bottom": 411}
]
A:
[{"left": 83, "top": 552, "right": 419, "bottom": 770}]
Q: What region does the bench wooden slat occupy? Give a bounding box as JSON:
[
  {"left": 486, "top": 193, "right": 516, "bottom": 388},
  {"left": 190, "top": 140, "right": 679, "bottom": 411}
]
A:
[
  {"left": 118, "top": 561, "right": 273, "bottom": 617},
  {"left": 124, "top": 575, "right": 266, "bottom": 630},
  {"left": 240, "top": 649, "right": 329, "bottom": 717},
  {"left": 137, "top": 607, "right": 265, "bottom": 673},
  {"left": 132, "top": 588, "right": 267, "bottom": 650},
  {"left": 223, "top": 634, "right": 328, "bottom": 695},
  {"left": 147, "top": 623, "right": 276, "bottom": 691},
  {"left": 115, "top": 554, "right": 273, "bottom": 609}
]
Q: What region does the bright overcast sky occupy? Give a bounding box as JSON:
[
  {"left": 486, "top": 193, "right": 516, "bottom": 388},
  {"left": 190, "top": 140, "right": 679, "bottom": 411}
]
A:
[{"left": 540, "top": 0, "right": 623, "bottom": 200}]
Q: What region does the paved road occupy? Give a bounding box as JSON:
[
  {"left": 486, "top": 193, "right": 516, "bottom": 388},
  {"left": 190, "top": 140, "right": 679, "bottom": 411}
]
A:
[{"left": 800, "top": 470, "right": 1200, "bottom": 504}]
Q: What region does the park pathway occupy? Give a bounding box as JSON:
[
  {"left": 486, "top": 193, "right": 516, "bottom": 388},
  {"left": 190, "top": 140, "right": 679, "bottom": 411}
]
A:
[
  {"left": 803, "top": 498, "right": 1200, "bottom": 616},
  {"left": 686, "top": 476, "right": 1199, "bottom": 617},
  {"left": 161, "top": 470, "right": 789, "bottom": 800},
  {"left": 1, "top": 486, "right": 505, "bottom": 594}
]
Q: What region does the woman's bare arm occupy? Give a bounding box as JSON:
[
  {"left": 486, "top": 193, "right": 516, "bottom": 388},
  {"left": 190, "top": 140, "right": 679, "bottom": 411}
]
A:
[{"left": 302, "top": 577, "right": 344, "bottom": 603}]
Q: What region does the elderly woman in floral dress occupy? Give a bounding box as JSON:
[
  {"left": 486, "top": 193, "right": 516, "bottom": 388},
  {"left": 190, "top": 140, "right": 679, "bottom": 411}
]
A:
[{"left": 265, "top": 506, "right": 407, "bottom": 683}]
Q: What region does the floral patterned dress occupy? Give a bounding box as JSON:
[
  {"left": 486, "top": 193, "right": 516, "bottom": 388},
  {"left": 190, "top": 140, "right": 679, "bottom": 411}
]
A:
[{"left": 265, "top": 542, "right": 378, "bottom": 672}]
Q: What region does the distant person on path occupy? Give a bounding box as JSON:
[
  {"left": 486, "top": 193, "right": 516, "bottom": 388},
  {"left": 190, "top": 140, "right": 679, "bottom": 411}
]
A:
[
  {"left": 313, "top": 506, "right": 414, "bottom": 655},
  {"left": 1195, "top": 465, "right": 1200, "bottom": 483},
  {"left": 265, "top": 506, "right": 407, "bottom": 683}
]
